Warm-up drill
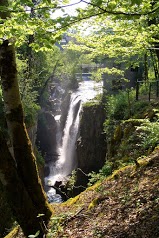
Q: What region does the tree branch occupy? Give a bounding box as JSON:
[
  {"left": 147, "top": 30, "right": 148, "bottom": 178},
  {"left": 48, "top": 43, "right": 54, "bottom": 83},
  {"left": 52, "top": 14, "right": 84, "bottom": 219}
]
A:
[
  {"left": 52, "top": 11, "right": 108, "bottom": 33},
  {"left": 50, "top": 3, "right": 158, "bottom": 34},
  {"left": 0, "top": 1, "right": 83, "bottom": 13},
  {"left": 1, "top": 0, "right": 158, "bottom": 17},
  {"left": 81, "top": 0, "right": 159, "bottom": 16},
  {"left": 38, "top": 59, "right": 59, "bottom": 102}
]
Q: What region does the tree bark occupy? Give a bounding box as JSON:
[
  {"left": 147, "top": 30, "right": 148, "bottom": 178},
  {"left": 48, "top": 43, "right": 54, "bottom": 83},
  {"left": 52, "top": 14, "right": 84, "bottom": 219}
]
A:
[
  {"left": 0, "top": 0, "right": 52, "bottom": 234},
  {"left": 0, "top": 36, "right": 52, "bottom": 220},
  {"left": 0, "top": 132, "right": 45, "bottom": 237}
]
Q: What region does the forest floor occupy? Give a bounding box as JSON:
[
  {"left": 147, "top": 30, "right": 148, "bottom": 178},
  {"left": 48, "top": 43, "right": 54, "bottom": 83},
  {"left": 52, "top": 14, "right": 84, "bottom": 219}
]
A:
[
  {"left": 6, "top": 147, "right": 159, "bottom": 238},
  {"left": 47, "top": 147, "right": 159, "bottom": 238}
]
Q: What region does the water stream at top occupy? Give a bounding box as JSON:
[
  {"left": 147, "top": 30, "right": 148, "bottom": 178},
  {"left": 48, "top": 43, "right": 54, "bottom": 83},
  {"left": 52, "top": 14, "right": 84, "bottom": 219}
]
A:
[{"left": 45, "top": 79, "right": 103, "bottom": 202}]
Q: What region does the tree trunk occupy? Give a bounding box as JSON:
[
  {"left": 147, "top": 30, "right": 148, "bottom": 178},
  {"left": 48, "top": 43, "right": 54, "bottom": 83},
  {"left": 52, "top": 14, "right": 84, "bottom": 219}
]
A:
[
  {"left": 144, "top": 53, "right": 148, "bottom": 81},
  {"left": 0, "top": 132, "right": 45, "bottom": 237},
  {"left": 0, "top": 37, "right": 52, "bottom": 221},
  {"left": 148, "top": 1, "right": 159, "bottom": 77},
  {"left": 0, "top": 0, "right": 52, "bottom": 233}
]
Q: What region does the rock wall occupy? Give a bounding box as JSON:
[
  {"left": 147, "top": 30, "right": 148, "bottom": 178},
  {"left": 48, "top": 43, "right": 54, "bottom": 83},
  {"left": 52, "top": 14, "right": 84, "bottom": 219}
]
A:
[
  {"left": 60, "top": 92, "right": 71, "bottom": 131},
  {"left": 36, "top": 111, "right": 57, "bottom": 163},
  {"left": 75, "top": 101, "right": 107, "bottom": 193}
]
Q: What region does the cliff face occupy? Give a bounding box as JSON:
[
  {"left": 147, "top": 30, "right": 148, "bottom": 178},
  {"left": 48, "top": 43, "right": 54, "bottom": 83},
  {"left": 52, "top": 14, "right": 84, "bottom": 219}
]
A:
[
  {"left": 75, "top": 101, "right": 106, "bottom": 192},
  {"left": 36, "top": 112, "right": 57, "bottom": 163},
  {"left": 36, "top": 82, "right": 71, "bottom": 164}
]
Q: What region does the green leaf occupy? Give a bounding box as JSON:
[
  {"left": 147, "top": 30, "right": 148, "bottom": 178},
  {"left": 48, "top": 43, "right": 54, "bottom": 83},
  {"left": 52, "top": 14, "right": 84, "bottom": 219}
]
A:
[
  {"left": 37, "top": 213, "right": 45, "bottom": 218},
  {"left": 28, "top": 230, "right": 40, "bottom": 238}
]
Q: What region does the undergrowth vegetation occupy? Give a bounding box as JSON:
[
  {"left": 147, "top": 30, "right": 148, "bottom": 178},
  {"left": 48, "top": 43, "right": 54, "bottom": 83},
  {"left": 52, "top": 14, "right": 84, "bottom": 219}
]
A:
[
  {"left": 88, "top": 161, "right": 113, "bottom": 186},
  {"left": 88, "top": 88, "right": 159, "bottom": 186}
]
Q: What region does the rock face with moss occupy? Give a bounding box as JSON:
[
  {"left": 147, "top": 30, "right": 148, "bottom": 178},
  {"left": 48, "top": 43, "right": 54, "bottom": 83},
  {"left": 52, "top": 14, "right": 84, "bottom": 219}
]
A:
[
  {"left": 107, "top": 106, "right": 159, "bottom": 169},
  {"left": 75, "top": 101, "right": 106, "bottom": 193}
]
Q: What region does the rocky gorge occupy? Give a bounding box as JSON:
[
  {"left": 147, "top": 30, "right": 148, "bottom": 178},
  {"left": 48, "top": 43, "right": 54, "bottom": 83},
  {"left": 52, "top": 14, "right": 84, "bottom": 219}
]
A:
[{"left": 36, "top": 78, "right": 105, "bottom": 201}]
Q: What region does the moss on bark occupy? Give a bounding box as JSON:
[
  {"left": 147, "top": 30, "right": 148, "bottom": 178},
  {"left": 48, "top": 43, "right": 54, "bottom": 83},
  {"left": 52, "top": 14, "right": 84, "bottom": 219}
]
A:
[
  {"left": 0, "top": 2, "right": 52, "bottom": 234},
  {"left": 0, "top": 132, "right": 45, "bottom": 237}
]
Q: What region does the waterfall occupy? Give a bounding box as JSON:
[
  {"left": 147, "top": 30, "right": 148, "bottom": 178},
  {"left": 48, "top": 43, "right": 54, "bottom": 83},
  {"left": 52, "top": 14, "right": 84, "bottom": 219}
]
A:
[
  {"left": 45, "top": 79, "right": 103, "bottom": 202},
  {"left": 45, "top": 94, "right": 82, "bottom": 189},
  {"left": 58, "top": 94, "right": 81, "bottom": 176}
]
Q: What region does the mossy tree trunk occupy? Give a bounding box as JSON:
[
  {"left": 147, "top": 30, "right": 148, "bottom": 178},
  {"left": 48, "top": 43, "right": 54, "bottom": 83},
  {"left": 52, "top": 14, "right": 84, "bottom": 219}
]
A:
[
  {"left": 0, "top": 0, "right": 52, "bottom": 235},
  {"left": 0, "top": 37, "right": 52, "bottom": 222},
  {"left": 0, "top": 132, "right": 45, "bottom": 237}
]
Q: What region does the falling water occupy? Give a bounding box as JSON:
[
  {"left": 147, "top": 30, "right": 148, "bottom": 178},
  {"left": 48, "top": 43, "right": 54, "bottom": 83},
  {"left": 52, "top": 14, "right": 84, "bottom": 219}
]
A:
[
  {"left": 45, "top": 79, "right": 103, "bottom": 202},
  {"left": 58, "top": 94, "right": 81, "bottom": 175}
]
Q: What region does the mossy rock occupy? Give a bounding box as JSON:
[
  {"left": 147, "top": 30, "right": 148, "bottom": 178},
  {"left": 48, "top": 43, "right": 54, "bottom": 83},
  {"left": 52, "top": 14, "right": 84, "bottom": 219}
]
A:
[
  {"left": 122, "top": 118, "right": 149, "bottom": 127},
  {"left": 109, "top": 118, "right": 153, "bottom": 165},
  {"left": 144, "top": 108, "right": 159, "bottom": 121},
  {"left": 114, "top": 125, "right": 122, "bottom": 141}
]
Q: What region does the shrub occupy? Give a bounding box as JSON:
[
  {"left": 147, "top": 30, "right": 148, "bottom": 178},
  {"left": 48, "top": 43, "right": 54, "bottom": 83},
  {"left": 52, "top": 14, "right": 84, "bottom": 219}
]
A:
[
  {"left": 100, "top": 161, "right": 113, "bottom": 176},
  {"left": 88, "top": 161, "right": 113, "bottom": 186},
  {"left": 136, "top": 121, "right": 159, "bottom": 151},
  {"left": 104, "top": 89, "right": 136, "bottom": 136},
  {"left": 105, "top": 89, "right": 135, "bottom": 121},
  {"left": 23, "top": 102, "right": 40, "bottom": 127}
]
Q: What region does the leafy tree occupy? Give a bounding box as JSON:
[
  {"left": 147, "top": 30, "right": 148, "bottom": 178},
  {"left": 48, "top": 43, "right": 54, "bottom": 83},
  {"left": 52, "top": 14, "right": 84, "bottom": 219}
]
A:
[
  {"left": 0, "top": 0, "right": 87, "bottom": 235},
  {"left": 0, "top": 0, "right": 52, "bottom": 236},
  {"left": 67, "top": 0, "right": 159, "bottom": 82},
  {"left": 0, "top": 0, "right": 159, "bottom": 236}
]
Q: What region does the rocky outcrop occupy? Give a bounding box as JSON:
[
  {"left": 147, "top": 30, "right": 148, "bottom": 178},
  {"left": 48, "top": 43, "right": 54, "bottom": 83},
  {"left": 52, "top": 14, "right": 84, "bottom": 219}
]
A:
[
  {"left": 36, "top": 111, "right": 57, "bottom": 162},
  {"left": 60, "top": 92, "right": 71, "bottom": 131},
  {"left": 75, "top": 101, "right": 106, "bottom": 194}
]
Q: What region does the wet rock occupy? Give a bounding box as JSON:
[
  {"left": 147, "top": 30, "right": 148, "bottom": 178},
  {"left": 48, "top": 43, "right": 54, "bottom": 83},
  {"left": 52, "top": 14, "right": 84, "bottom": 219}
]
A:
[
  {"left": 75, "top": 102, "right": 107, "bottom": 194},
  {"left": 60, "top": 93, "right": 71, "bottom": 131}
]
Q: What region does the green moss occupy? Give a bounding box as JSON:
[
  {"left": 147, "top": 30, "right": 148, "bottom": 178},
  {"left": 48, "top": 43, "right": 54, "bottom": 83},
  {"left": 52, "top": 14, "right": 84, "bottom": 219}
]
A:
[
  {"left": 88, "top": 198, "right": 100, "bottom": 210},
  {"left": 87, "top": 181, "right": 101, "bottom": 191},
  {"left": 83, "top": 94, "right": 102, "bottom": 108},
  {"left": 112, "top": 165, "right": 133, "bottom": 176},
  {"left": 4, "top": 226, "right": 19, "bottom": 238},
  {"left": 114, "top": 125, "right": 122, "bottom": 141},
  {"left": 83, "top": 100, "right": 100, "bottom": 108},
  {"left": 122, "top": 118, "right": 149, "bottom": 126},
  {"left": 63, "top": 194, "right": 80, "bottom": 206}
]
